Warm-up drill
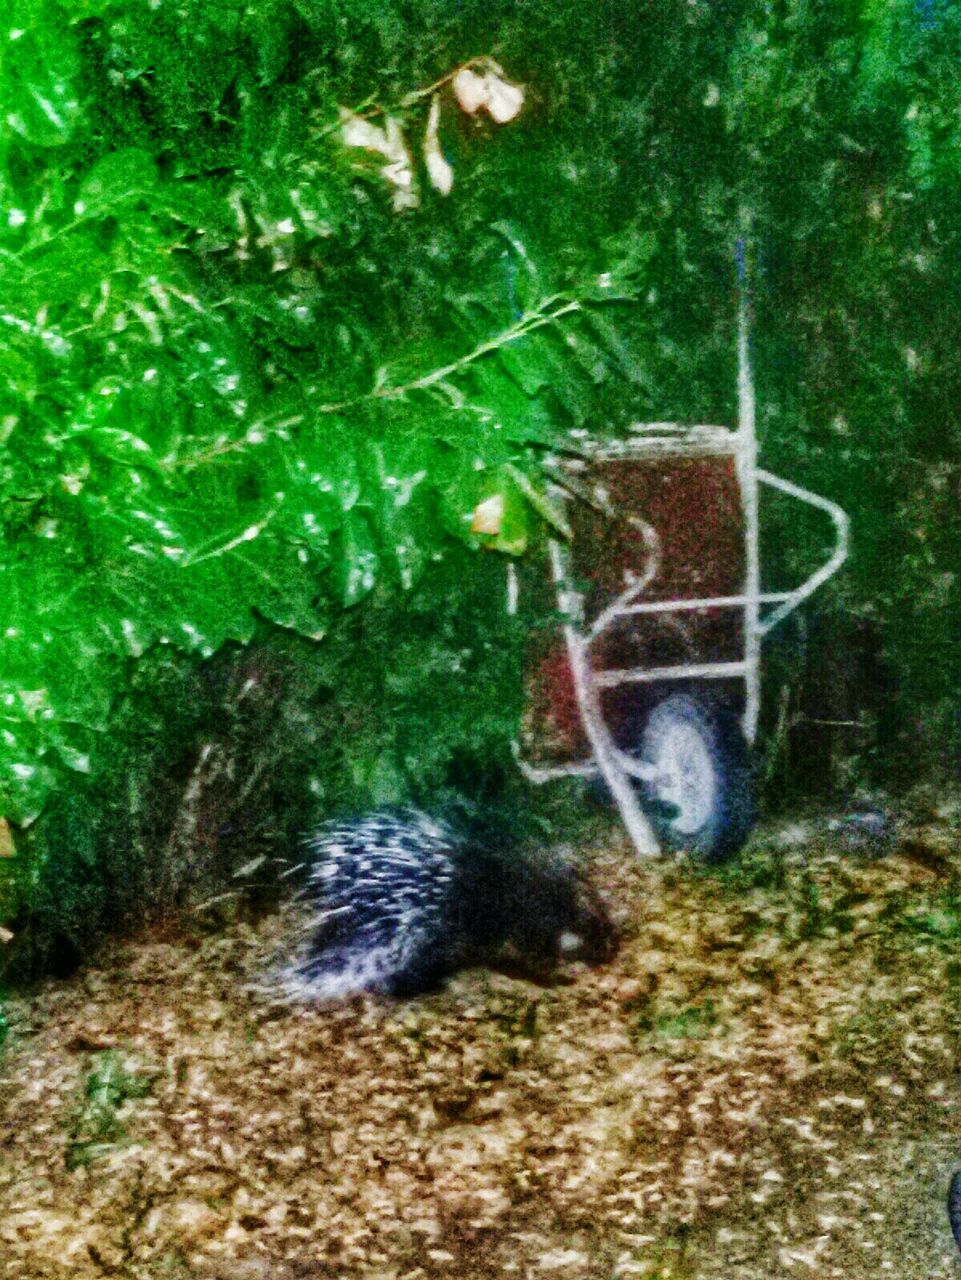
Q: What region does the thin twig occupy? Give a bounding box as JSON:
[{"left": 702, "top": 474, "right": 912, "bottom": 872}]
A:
[
  {"left": 801, "top": 718, "right": 867, "bottom": 728},
  {"left": 398, "top": 56, "right": 494, "bottom": 107},
  {"left": 191, "top": 891, "right": 242, "bottom": 915},
  {"left": 761, "top": 683, "right": 792, "bottom": 787},
  {"left": 311, "top": 295, "right": 579, "bottom": 414}
]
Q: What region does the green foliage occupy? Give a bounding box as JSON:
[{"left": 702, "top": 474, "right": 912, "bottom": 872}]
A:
[
  {"left": 651, "top": 1000, "right": 720, "bottom": 1041},
  {"left": 0, "top": 0, "right": 959, "bottom": 963},
  {"left": 0, "top": 0, "right": 662, "bottom": 848},
  {"left": 65, "top": 1050, "right": 153, "bottom": 1170},
  {"left": 903, "top": 886, "right": 961, "bottom": 945}
]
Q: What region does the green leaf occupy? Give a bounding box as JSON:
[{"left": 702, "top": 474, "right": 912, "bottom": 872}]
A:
[
  {"left": 335, "top": 509, "right": 379, "bottom": 607},
  {"left": 583, "top": 307, "right": 651, "bottom": 388},
  {"left": 1, "top": 23, "right": 82, "bottom": 148},
  {"left": 366, "top": 440, "right": 435, "bottom": 590},
  {"left": 486, "top": 330, "right": 554, "bottom": 398},
  {"left": 465, "top": 362, "right": 560, "bottom": 447},
  {"left": 503, "top": 463, "right": 572, "bottom": 539},
  {"left": 157, "top": 174, "right": 235, "bottom": 242},
  {"left": 0, "top": 740, "right": 59, "bottom": 826},
  {"left": 491, "top": 477, "right": 529, "bottom": 556},
  {"left": 246, "top": 0, "right": 297, "bottom": 86},
  {"left": 77, "top": 149, "right": 157, "bottom": 216},
  {"left": 228, "top": 536, "right": 328, "bottom": 638}
]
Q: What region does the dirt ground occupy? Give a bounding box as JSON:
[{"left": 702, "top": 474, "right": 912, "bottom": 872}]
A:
[{"left": 3, "top": 808, "right": 961, "bottom": 1280}]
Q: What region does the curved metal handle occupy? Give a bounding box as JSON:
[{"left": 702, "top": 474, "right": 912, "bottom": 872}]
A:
[{"left": 756, "top": 469, "right": 850, "bottom": 636}]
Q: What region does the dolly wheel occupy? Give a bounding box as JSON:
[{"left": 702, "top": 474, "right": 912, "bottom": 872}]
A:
[{"left": 640, "top": 693, "right": 754, "bottom": 861}]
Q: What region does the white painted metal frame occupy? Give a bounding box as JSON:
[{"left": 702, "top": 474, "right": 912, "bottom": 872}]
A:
[{"left": 513, "top": 301, "right": 850, "bottom": 859}]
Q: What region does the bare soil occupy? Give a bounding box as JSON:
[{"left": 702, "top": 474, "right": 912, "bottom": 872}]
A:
[{"left": 3, "top": 812, "right": 961, "bottom": 1279}]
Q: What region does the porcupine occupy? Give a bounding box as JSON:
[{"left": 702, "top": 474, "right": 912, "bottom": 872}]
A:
[{"left": 276, "top": 808, "right": 619, "bottom": 1000}]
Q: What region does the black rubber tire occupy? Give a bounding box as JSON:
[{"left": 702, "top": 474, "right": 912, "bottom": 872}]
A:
[
  {"left": 948, "top": 1170, "right": 961, "bottom": 1254},
  {"left": 638, "top": 692, "right": 754, "bottom": 862}
]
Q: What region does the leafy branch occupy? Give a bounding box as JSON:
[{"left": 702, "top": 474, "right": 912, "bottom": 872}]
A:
[
  {"left": 322, "top": 294, "right": 582, "bottom": 407},
  {"left": 176, "top": 291, "right": 591, "bottom": 471}
]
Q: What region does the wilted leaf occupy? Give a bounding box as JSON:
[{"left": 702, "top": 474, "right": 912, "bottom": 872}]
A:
[
  {"left": 452, "top": 67, "right": 489, "bottom": 115},
  {"left": 339, "top": 108, "right": 389, "bottom": 152},
  {"left": 424, "top": 96, "right": 453, "bottom": 195},
  {"left": 485, "top": 74, "right": 525, "bottom": 124},
  {"left": 471, "top": 492, "right": 504, "bottom": 535},
  {"left": 451, "top": 63, "right": 524, "bottom": 123},
  {"left": 382, "top": 116, "right": 419, "bottom": 210}
]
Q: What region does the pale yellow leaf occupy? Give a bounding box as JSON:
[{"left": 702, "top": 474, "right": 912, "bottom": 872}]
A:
[
  {"left": 339, "top": 109, "right": 388, "bottom": 153},
  {"left": 485, "top": 75, "right": 525, "bottom": 124},
  {"left": 380, "top": 118, "right": 419, "bottom": 210},
  {"left": 471, "top": 493, "right": 505, "bottom": 535},
  {"left": 424, "top": 96, "right": 453, "bottom": 195},
  {"left": 382, "top": 116, "right": 411, "bottom": 166},
  {"left": 452, "top": 67, "right": 489, "bottom": 115}
]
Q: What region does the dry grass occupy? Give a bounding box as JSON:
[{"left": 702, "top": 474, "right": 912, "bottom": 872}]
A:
[{"left": 3, "top": 814, "right": 961, "bottom": 1279}]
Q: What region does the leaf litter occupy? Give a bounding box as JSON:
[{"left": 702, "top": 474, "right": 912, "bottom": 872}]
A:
[{"left": 2, "top": 808, "right": 961, "bottom": 1278}]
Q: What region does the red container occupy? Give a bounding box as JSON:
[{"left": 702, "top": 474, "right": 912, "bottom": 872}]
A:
[{"left": 520, "top": 446, "right": 747, "bottom": 765}]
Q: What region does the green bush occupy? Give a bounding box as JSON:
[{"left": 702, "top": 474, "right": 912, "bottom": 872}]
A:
[
  {"left": 0, "top": 0, "right": 667, "bottom": 963},
  {"left": 1, "top": 0, "right": 959, "bottom": 969}
]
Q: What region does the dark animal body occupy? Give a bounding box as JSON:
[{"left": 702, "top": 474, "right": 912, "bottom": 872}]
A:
[{"left": 279, "top": 809, "right": 619, "bottom": 1000}]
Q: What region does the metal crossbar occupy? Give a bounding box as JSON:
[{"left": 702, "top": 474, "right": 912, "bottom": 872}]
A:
[{"left": 593, "top": 661, "right": 749, "bottom": 688}]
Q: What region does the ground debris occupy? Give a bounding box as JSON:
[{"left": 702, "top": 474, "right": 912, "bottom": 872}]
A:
[{"left": 2, "top": 816, "right": 961, "bottom": 1278}]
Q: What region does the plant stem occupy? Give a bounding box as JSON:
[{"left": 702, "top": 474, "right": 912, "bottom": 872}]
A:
[{"left": 398, "top": 57, "right": 493, "bottom": 108}]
